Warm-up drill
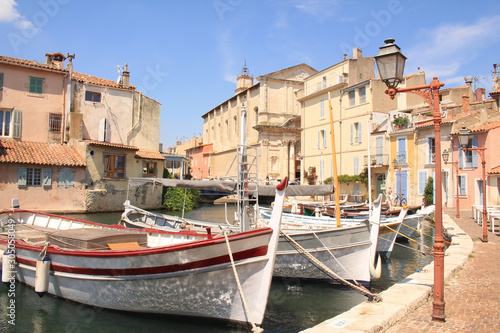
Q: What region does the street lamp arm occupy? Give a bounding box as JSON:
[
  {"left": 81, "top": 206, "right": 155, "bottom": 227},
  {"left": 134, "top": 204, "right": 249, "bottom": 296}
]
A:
[{"left": 385, "top": 77, "right": 445, "bottom": 114}]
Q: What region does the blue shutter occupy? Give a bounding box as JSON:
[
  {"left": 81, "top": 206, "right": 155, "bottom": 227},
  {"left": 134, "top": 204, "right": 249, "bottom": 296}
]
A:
[
  {"left": 58, "top": 169, "right": 74, "bottom": 188},
  {"left": 18, "top": 167, "right": 27, "bottom": 187},
  {"left": 459, "top": 148, "right": 463, "bottom": 169},
  {"left": 472, "top": 137, "right": 478, "bottom": 168},
  {"left": 459, "top": 175, "right": 466, "bottom": 195},
  {"left": 418, "top": 171, "right": 427, "bottom": 195},
  {"left": 42, "top": 168, "right": 52, "bottom": 187}
]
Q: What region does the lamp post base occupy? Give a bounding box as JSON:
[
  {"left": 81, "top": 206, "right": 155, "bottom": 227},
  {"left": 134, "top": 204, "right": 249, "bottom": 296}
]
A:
[{"left": 432, "top": 300, "right": 446, "bottom": 322}]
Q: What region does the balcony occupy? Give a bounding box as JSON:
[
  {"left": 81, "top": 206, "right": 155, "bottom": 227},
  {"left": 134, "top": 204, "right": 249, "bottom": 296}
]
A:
[{"left": 364, "top": 154, "right": 389, "bottom": 167}]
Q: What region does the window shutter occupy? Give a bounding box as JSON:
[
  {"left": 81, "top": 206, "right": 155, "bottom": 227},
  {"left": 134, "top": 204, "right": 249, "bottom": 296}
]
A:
[
  {"left": 459, "top": 148, "right": 463, "bottom": 169},
  {"left": 459, "top": 175, "right": 466, "bottom": 195},
  {"left": 12, "top": 110, "right": 22, "bottom": 138},
  {"left": 350, "top": 124, "right": 354, "bottom": 144},
  {"left": 317, "top": 131, "right": 320, "bottom": 149},
  {"left": 358, "top": 122, "right": 362, "bottom": 143},
  {"left": 66, "top": 169, "right": 74, "bottom": 187},
  {"left": 42, "top": 168, "right": 52, "bottom": 187},
  {"left": 18, "top": 167, "right": 27, "bottom": 187},
  {"left": 0, "top": 73, "right": 3, "bottom": 90},
  {"left": 98, "top": 118, "right": 110, "bottom": 142},
  {"left": 323, "top": 130, "right": 327, "bottom": 148},
  {"left": 354, "top": 157, "right": 359, "bottom": 175},
  {"left": 58, "top": 169, "right": 74, "bottom": 188},
  {"left": 472, "top": 137, "right": 478, "bottom": 168},
  {"left": 418, "top": 171, "right": 427, "bottom": 195},
  {"left": 320, "top": 100, "right": 324, "bottom": 118}
]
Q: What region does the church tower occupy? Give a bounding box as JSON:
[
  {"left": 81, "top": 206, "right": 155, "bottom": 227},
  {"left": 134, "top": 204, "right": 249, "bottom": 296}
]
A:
[{"left": 235, "top": 61, "right": 254, "bottom": 94}]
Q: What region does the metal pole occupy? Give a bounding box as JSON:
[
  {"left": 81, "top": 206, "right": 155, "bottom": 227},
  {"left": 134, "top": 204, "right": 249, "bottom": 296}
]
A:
[
  {"left": 455, "top": 161, "right": 460, "bottom": 218},
  {"left": 430, "top": 78, "right": 445, "bottom": 322},
  {"left": 481, "top": 149, "right": 488, "bottom": 242}
]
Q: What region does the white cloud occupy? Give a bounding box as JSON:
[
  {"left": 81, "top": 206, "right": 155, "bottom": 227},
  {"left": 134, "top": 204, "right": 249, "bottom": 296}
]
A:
[
  {"left": 0, "top": 0, "right": 35, "bottom": 30},
  {"left": 292, "top": 0, "right": 341, "bottom": 21},
  {"left": 0, "top": 0, "right": 20, "bottom": 22},
  {"left": 405, "top": 15, "right": 500, "bottom": 79}
]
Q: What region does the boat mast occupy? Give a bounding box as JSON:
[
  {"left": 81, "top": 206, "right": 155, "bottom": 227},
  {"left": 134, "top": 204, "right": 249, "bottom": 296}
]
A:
[
  {"left": 328, "top": 94, "right": 341, "bottom": 227},
  {"left": 238, "top": 103, "right": 250, "bottom": 232}
]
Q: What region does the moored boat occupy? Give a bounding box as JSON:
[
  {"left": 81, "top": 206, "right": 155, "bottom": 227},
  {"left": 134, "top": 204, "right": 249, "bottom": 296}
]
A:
[{"left": 0, "top": 179, "right": 287, "bottom": 327}]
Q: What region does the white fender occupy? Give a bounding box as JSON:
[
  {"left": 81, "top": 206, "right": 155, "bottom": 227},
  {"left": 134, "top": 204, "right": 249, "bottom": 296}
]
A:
[
  {"left": 35, "top": 257, "right": 51, "bottom": 297},
  {"left": 369, "top": 194, "right": 383, "bottom": 280},
  {"left": 1, "top": 251, "right": 16, "bottom": 284}
]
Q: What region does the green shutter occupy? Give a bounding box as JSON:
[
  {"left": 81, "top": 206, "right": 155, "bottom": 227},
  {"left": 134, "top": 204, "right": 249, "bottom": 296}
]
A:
[
  {"left": 12, "top": 110, "right": 21, "bottom": 138},
  {"left": 18, "top": 167, "right": 27, "bottom": 187},
  {"left": 42, "top": 168, "right": 52, "bottom": 187},
  {"left": 29, "top": 77, "right": 43, "bottom": 94}
]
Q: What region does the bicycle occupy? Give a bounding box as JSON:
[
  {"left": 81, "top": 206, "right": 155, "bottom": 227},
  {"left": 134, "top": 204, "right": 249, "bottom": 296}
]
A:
[{"left": 393, "top": 192, "right": 407, "bottom": 207}]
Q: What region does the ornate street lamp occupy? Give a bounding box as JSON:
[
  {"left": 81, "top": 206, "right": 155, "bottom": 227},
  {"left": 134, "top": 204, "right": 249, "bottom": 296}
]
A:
[
  {"left": 376, "top": 39, "right": 446, "bottom": 322},
  {"left": 458, "top": 126, "right": 488, "bottom": 242},
  {"left": 442, "top": 149, "right": 460, "bottom": 218}
]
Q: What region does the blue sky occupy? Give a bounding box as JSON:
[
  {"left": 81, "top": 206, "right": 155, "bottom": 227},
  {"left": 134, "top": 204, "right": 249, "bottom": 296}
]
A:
[{"left": 1, "top": 0, "right": 499, "bottom": 148}]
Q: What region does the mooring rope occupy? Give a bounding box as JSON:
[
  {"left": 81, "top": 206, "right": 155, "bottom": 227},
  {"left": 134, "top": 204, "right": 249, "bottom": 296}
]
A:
[
  {"left": 223, "top": 230, "right": 263, "bottom": 333},
  {"left": 383, "top": 224, "right": 434, "bottom": 252},
  {"left": 280, "top": 230, "right": 381, "bottom": 302},
  {"left": 307, "top": 226, "right": 360, "bottom": 285},
  {"left": 378, "top": 236, "right": 430, "bottom": 255}
]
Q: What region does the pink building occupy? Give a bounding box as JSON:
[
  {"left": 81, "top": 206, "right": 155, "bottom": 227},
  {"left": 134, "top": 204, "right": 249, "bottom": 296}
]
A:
[{"left": 186, "top": 143, "right": 213, "bottom": 179}]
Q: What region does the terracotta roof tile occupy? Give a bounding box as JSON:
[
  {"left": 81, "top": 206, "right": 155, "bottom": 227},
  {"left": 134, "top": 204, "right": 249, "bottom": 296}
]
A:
[
  {"left": 72, "top": 71, "right": 136, "bottom": 90},
  {"left": 0, "top": 140, "right": 85, "bottom": 166},
  {"left": 489, "top": 165, "right": 500, "bottom": 174},
  {"left": 82, "top": 140, "right": 139, "bottom": 150},
  {"left": 0, "top": 55, "right": 67, "bottom": 72},
  {"left": 415, "top": 111, "right": 480, "bottom": 129},
  {"left": 135, "top": 149, "right": 165, "bottom": 160},
  {"left": 468, "top": 120, "right": 500, "bottom": 133}
]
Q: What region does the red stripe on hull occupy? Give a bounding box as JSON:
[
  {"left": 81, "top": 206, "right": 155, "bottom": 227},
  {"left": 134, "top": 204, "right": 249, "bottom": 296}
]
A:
[{"left": 16, "top": 245, "right": 268, "bottom": 276}]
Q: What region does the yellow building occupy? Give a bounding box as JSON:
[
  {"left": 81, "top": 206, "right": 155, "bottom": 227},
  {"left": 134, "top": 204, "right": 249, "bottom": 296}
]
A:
[{"left": 202, "top": 63, "right": 317, "bottom": 181}]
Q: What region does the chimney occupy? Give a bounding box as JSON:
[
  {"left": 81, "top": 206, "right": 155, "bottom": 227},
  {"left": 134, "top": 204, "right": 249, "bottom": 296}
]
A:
[
  {"left": 122, "top": 63, "right": 130, "bottom": 88},
  {"left": 352, "top": 47, "right": 362, "bottom": 59},
  {"left": 462, "top": 94, "right": 469, "bottom": 113},
  {"left": 45, "top": 52, "right": 66, "bottom": 69},
  {"left": 344, "top": 54, "right": 347, "bottom": 60},
  {"left": 464, "top": 76, "right": 473, "bottom": 87},
  {"left": 493, "top": 64, "right": 500, "bottom": 91},
  {"left": 475, "top": 88, "right": 485, "bottom": 102},
  {"left": 66, "top": 53, "right": 75, "bottom": 72}
]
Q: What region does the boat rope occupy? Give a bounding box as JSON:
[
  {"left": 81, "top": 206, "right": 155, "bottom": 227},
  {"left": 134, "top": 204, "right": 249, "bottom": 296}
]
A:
[
  {"left": 307, "top": 226, "right": 360, "bottom": 285},
  {"left": 379, "top": 236, "right": 430, "bottom": 255},
  {"left": 223, "top": 230, "right": 263, "bottom": 333},
  {"left": 383, "top": 224, "right": 434, "bottom": 252},
  {"left": 280, "top": 230, "right": 382, "bottom": 302},
  {"left": 39, "top": 242, "right": 49, "bottom": 260}
]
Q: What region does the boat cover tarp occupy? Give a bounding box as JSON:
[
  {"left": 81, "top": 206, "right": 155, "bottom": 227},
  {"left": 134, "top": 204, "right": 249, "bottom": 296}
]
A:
[
  {"left": 128, "top": 178, "right": 238, "bottom": 193},
  {"left": 258, "top": 185, "right": 334, "bottom": 196},
  {"left": 129, "top": 178, "right": 334, "bottom": 196}
]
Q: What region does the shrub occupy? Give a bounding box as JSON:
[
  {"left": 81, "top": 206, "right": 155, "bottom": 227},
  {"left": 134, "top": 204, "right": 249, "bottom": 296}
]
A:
[{"left": 424, "top": 177, "right": 434, "bottom": 205}]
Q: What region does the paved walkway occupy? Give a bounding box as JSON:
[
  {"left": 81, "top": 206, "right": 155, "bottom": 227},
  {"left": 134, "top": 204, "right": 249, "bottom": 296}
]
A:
[
  {"left": 303, "top": 208, "right": 500, "bottom": 333},
  {"left": 385, "top": 208, "right": 500, "bottom": 332}
]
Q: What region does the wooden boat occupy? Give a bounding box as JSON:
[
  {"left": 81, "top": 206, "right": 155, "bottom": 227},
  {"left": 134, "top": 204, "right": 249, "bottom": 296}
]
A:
[{"left": 0, "top": 179, "right": 287, "bottom": 327}]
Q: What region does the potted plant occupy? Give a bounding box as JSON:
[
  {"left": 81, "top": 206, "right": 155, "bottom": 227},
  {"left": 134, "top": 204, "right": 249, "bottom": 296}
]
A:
[{"left": 392, "top": 115, "right": 410, "bottom": 129}]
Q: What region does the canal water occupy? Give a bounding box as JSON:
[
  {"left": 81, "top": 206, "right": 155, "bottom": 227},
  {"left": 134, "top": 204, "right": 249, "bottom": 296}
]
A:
[{"left": 0, "top": 204, "right": 435, "bottom": 333}]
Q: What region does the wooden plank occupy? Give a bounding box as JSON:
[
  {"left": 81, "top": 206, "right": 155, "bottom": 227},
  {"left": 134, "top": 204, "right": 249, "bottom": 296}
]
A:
[{"left": 107, "top": 242, "right": 142, "bottom": 250}]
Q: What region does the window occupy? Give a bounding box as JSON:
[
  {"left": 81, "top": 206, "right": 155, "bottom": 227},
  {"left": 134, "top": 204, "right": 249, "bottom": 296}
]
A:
[
  {"left": 0, "top": 110, "right": 11, "bottom": 137},
  {"left": 104, "top": 153, "right": 125, "bottom": 179},
  {"left": 397, "top": 137, "right": 407, "bottom": 163},
  {"left": 459, "top": 137, "right": 478, "bottom": 169},
  {"left": 143, "top": 161, "right": 157, "bottom": 176},
  {"left": 0, "top": 109, "right": 21, "bottom": 138},
  {"left": 58, "top": 169, "right": 74, "bottom": 188},
  {"left": 29, "top": 77, "right": 43, "bottom": 94},
  {"left": 428, "top": 137, "right": 435, "bottom": 163},
  {"left": 354, "top": 157, "right": 359, "bottom": 175},
  {"left": 18, "top": 167, "right": 47, "bottom": 187},
  {"left": 0, "top": 73, "right": 3, "bottom": 90},
  {"left": 85, "top": 91, "right": 101, "bottom": 102},
  {"left": 351, "top": 122, "right": 362, "bottom": 144},
  {"left": 49, "top": 113, "right": 62, "bottom": 132},
  {"left": 349, "top": 90, "right": 356, "bottom": 107},
  {"left": 320, "top": 100, "right": 325, "bottom": 118},
  {"left": 322, "top": 76, "right": 327, "bottom": 88},
  {"left": 359, "top": 87, "right": 366, "bottom": 104}
]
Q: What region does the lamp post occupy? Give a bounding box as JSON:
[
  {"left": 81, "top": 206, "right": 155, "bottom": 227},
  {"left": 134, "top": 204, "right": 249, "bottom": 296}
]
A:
[
  {"left": 376, "top": 38, "right": 446, "bottom": 322},
  {"left": 458, "top": 126, "right": 488, "bottom": 242},
  {"left": 442, "top": 149, "right": 460, "bottom": 218},
  {"left": 392, "top": 158, "right": 402, "bottom": 206}
]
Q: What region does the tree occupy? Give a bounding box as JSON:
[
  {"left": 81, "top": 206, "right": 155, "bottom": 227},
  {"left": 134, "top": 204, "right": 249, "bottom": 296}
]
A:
[
  {"left": 162, "top": 168, "right": 200, "bottom": 211},
  {"left": 424, "top": 176, "right": 434, "bottom": 206}
]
